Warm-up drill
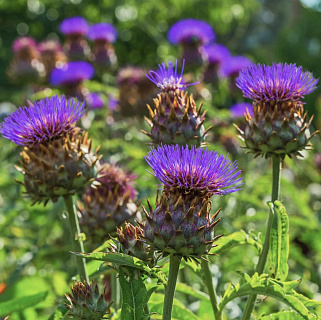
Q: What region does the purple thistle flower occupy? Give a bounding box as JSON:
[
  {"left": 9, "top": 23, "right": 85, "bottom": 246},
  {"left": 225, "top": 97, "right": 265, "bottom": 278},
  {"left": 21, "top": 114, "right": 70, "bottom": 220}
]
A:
[
  {"left": 108, "top": 95, "right": 119, "bottom": 111},
  {"left": 145, "top": 144, "right": 243, "bottom": 196},
  {"left": 59, "top": 17, "right": 89, "bottom": 35},
  {"left": 13, "top": 37, "right": 37, "bottom": 52},
  {"left": 230, "top": 102, "right": 253, "bottom": 119},
  {"left": 50, "top": 61, "right": 94, "bottom": 86},
  {"left": 219, "top": 56, "right": 253, "bottom": 78},
  {"left": 236, "top": 63, "right": 319, "bottom": 102},
  {"left": 168, "top": 19, "right": 215, "bottom": 45},
  {"left": 86, "top": 92, "right": 105, "bottom": 109},
  {"left": 88, "top": 23, "right": 117, "bottom": 43},
  {"left": 201, "top": 44, "right": 230, "bottom": 65},
  {"left": 146, "top": 60, "right": 197, "bottom": 92},
  {"left": 0, "top": 95, "right": 85, "bottom": 146}
]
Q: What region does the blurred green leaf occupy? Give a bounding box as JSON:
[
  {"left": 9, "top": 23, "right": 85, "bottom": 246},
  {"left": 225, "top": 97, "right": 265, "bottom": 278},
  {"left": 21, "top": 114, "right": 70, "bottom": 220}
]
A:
[
  {"left": 0, "top": 291, "right": 47, "bottom": 317},
  {"left": 210, "top": 230, "right": 262, "bottom": 255}
]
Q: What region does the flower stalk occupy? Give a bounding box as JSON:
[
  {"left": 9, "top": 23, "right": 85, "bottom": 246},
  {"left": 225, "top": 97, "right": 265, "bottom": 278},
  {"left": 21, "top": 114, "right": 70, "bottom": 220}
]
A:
[
  {"left": 163, "top": 255, "right": 181, "bottom": 320},
  {"left": 64, "top": 195, "right": 89, "bottom": 283},
  {"left": 201, "top": 260, "right": 221, "bottom": 320},
  {"left": 241, "top": 155, "right": 281, "bottom": 320}
]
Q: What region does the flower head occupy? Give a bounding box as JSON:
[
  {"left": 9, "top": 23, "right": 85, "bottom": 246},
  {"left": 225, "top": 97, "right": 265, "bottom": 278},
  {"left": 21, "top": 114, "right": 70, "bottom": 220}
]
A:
[
  {"left": 13, "top": 37, "right": 37, "bottom": 52},
  {"left": 88, "top": 23, "right": 117, "bottom": 42},
  {"left": 38, "top": 40, "right": 63, "bottom": 53},
  {"left": 230, "top": 102, "right": 253, "bottom": 119},
  {"left": 145, "top": 144, "right": 243, "bottom": 196},
  {"left": 0, "top": 95, "right": 85, "bottom": 146},
  {"left": 50, "top": 61, "right": 94, "bottom": 86},
  {"left": 236, "top": 63, "right": 318, "bottom": 102},
  {"left": 201, "top": 44, "right": 230, "bottom": 64},
  {"left": 59, "top": 17, "right": 89, "bottom": 35},
  {"left": 146, "top": 60, "right": 197, "bottom": 92},
  {"left": 168, "top": 19, "right": 215, "bottom": 45},
  {"left": 220, "top": 56, "right": 253, "bottom": 78}
]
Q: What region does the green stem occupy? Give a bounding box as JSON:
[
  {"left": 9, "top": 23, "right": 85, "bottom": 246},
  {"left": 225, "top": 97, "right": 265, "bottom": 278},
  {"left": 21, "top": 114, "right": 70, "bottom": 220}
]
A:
[
  {"left": 63, "top": 195, "right": 89, "bottom": 283},
  {"left": 201, "top": 260, "right": 221, "bottom": 320},
  {"left": 241, "top": 155, "right": 281, "bottom": 320},
  {"left": 162, "top": 255, "right": 181, "bottom": 320},
  {"left": 111, "top": 271, "right": 120, "bottom": 310}
]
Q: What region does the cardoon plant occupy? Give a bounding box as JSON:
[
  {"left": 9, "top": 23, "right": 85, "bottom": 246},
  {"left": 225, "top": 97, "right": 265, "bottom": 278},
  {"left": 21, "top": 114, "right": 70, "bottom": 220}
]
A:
[
  {"left": 88, "top": 23, "right": 118, "bottom": 71},
  {"left": 236, "top": 63, "right": 318, "bottom": 319},
  {"left": 144, "top": 144, "right": 243, "bottom": 320},
  {"left": 8, "top": 36, "right": 45, "bottom": 84},
  {"left": 78, "top": 162, "right": 139, "bottom": 247},
  {"left": 0, "top": 95, "right": 102, "bottom": 282},
  {"left": 59, "top": 16, "right": 90, "bottom": 60},
  {"left": 143, "top": 60, "right": 210, "bottom": 146},
  {"left": 50, "top": 61, "right": 94, "bottom": 98},
  {"left": 168, "top": 19, "right": 215, "bottom": 68},
  {"left": 201, "top": 43, "right": 230, "bottom": 83}
]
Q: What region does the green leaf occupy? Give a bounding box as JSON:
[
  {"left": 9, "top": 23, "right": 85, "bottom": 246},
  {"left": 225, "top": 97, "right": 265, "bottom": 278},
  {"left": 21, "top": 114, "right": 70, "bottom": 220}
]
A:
[
  {"left": 175, "top": 283, "right": 209, "bottom": 301},
  {"left": 258, "top": 310, "right": 306, "bottom": 319},
  {"left": 219, "top": 273, "right": 317, "bottom": 319},
  {"left": 118, "top": 267, "right": 156, "bottom": 320},
  {"left": 267, "top": 201, "right": 289, "bottom": 281},
  {"left": 209, "top": 230, "right": 262, "bottom": 255},
  {"left": 73, "top": 251, "right": 167, "bottom": 285},
  {"left": 0, "top": 291, "right": 48, "bottom": 317},
  {"left": 149, "top": 293, "right": 201, "bottom": 320},
  {"left": 48, "top": 302, "right": 69, "bottom": 320}
]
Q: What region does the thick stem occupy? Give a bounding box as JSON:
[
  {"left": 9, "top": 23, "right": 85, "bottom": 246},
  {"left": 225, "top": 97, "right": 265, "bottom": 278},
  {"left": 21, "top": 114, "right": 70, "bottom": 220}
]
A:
[
  {"left": 241, "top": 155, "right": 281, "bottom": 320},
  {"left": 162, "top": 255, "right": 181, "bottom": 320},
  {"left": 63, "top": 195, "right": 89, "bottom": 283},
  {"left": 201, "top": 260, "right": 221, "bottom": 320},
  {"left": 111, "top": 272, "right": 121, "bottom": 310}
]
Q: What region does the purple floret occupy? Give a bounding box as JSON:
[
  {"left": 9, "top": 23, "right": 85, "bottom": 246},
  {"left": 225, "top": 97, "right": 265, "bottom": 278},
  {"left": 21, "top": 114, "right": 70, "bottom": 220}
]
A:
[
  {"left": 59, "top": 17, "right": 89, "bottom": 35},
  {"left": 0, "top": 95, "right": 85, "bottom": 146},
  {"left": 201, "top": 44, "right": 230, "bottom": 64},
  {"left": 168, "top": 19, "right": 215, "bottom": 45},
  {"left": 230, "top": 102, "right": 253, "bottom": 119},
  {"left": 236, "top": 63, "right": 319, "bottom": 102},
  {"left": 50, "top": 61, "right": 94, "bottom": 86},
  {"left": 88, "top": 23, "right": 117, "bottom": 43},
  {"left": 146, "top": 59, "right": 197, "bottom": 92},
  {"left": 219, "top": 56, "right": 253, "bottom": 78},
  {"left": 145, "top": 145, "right": 243, "bottom": 196}
]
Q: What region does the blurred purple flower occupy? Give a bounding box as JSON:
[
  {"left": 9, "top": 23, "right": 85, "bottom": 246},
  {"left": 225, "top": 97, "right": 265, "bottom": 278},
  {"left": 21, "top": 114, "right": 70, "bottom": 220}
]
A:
[
  {"left": 220, "top": 56, "right": 253, "bottom": 78},
  {"left": 146, "top": 59, "right": 197, "bottom": 92},
  {"left": 12, "top": 37, "right": 37, "bottom": 52},
  {"left": 230, "top": 102, "right": 253, "bottom": 119},
  {"left": 86, "top": 93, "right": 105, "bottom": 109},
  {"left": 59, "top": 17, "right": 89, "bottom": 35},
  {"left": 0, "top": 95, "right": 84, "bottom": 146},
  {"left": 108, "top": 95, "right": 119, "bottom": 111},
  {"left": 145, "top": 144, "right": 243, "bottom": 196},
  {"left": 50, "top": 61, "right": 94, "bottom": 86},
  {"left": 168, "top": 19, "right": 215, "bottom": 45},
  {"left": 236, "top": 63, "right": 319, "bottom": 102},
  {"left": 201, "top": 44, "right": 230, "bottom": 64},
  {"left": 38, "top": 40, "right": 63, "bottom": 53},
  {"left": 88, "top": 23, "right": 117, "bottom": 43}
]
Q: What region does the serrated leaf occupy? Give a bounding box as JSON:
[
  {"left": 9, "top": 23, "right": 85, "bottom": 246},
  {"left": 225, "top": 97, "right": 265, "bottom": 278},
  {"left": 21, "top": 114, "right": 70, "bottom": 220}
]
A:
[
  {"left": 267, "top": 201, "right": 289, "bottom": 281},
  {"left": 73, "top": 252, "right": 166, "bottom": 285},
  {"left": 258, "top": 310, "right": 305, "bottom": 319},
  {"left": 119, "top": 267, "right": 156, "bottom": 320},
  {"left": 220, "top": 273, "right": 317, "bottom": 319},
  {"left": 209, "top": 230, "right": 262, "bottom": 255},
  {"left": 0, "top": 291, "right": 48, "bottom": 317}
]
